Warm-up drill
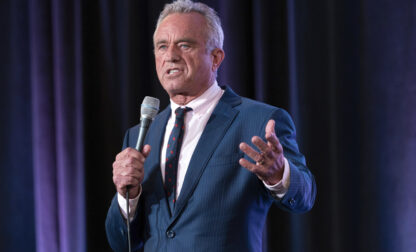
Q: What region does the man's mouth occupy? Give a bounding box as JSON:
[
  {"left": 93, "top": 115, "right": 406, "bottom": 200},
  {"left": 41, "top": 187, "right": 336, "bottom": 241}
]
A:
[{"left": 167, "top": 68, "right": 180, "bottom": 75}]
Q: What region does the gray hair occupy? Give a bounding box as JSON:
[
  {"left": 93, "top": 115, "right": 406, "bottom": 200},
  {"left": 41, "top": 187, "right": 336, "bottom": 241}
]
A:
[{"left": 154, "top": 0, "right": 224, "bottom": 51}]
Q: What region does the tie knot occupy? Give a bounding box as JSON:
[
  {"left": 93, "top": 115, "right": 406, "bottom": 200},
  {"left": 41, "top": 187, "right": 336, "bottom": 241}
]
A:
[{"left": 175, "top": 107, "right": 192, "bottom": 119}]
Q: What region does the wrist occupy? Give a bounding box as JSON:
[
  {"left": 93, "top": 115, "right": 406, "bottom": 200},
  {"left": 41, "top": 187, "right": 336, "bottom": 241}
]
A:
[{"left": 264, "top": 171, "right": 283, "bottom": 185}]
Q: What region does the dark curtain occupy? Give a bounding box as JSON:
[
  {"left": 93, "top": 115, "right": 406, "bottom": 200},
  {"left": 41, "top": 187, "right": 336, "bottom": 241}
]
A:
[{"left": 1, "top": 0, "right": 415, "bottom": 252}]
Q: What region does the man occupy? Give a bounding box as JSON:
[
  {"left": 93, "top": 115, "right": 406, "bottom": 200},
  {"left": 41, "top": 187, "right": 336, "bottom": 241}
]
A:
[{"left": 106, "top": 1, "right": 316, "bottom": 251}]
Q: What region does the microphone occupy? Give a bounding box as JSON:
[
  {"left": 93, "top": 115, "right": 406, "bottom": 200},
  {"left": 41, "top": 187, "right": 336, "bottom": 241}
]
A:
[
  {"left": 135, "top": 96, "right": 160, "bottom": 151},
  {"left": 127, "top": 96, "right": 159, "bottom": 252}
]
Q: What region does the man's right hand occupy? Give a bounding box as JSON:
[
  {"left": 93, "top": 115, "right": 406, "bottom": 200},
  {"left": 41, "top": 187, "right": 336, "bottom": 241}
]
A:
[{"left": 112, "top": 145, "right": 151, "bottom": 199}]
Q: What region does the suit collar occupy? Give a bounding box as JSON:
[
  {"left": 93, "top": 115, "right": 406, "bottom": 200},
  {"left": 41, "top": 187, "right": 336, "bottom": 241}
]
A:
[{"left": 218, "top": 85, "right": 242, "bottom": 108}]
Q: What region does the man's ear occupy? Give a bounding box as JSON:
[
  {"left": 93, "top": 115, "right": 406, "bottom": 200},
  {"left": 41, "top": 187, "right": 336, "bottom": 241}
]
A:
[{"left": 211, "top": 48, "right": 225, "bottom": 71}]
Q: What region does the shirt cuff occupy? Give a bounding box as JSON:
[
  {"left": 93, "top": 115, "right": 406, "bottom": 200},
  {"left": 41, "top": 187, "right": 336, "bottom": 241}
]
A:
[
  {"left": 263, "top": 157, "right": 291, "bottom": 198},
  {"left": 117, "top": 185, "right": 141, "bottom": 222}
]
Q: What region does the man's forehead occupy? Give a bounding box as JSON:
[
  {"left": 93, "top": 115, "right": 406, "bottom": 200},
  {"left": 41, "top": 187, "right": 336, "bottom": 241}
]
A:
[{"left": 153, "top": 12, "right": 208, "bottom": 42}]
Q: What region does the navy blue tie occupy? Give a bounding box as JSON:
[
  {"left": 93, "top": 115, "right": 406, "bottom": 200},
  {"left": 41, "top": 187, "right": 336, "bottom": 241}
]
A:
[{"left": 165, "top": 107, "right": 192, "bottom": 211}]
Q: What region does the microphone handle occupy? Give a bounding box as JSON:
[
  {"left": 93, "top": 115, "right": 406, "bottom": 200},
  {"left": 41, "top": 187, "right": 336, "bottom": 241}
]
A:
[{"left": 135, "top": 117, "right": 152, "bottom": 151}]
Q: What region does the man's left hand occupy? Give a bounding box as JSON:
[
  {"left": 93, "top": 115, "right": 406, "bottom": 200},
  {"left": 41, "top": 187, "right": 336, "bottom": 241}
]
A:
[{"left": 239, "top": 119, "right": 285, "bottom": 185}]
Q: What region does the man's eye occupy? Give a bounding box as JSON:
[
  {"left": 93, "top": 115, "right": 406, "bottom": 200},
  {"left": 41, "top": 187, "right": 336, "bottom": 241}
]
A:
[
  {"left": 180, "top": 44, "right": 190, "bottom": 49},
  {"left": 158, "top": 45, "right": 167, "bottom": 50}
]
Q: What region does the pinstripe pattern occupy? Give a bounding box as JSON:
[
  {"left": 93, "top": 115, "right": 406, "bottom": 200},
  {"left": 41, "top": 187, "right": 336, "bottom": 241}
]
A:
[{"left": 106, "top": 86, "right": 316, "bottom": 252}]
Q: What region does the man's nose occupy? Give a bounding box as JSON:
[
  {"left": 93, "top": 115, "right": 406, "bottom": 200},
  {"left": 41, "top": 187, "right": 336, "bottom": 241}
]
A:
[{"left": 166, "top": 45, "right": 180, "bottom": 62}]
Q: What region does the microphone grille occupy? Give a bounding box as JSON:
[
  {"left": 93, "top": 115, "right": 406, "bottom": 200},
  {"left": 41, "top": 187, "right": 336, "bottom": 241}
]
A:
[{"left": 141, "top": 96, "right": 160, "bottom": 120}]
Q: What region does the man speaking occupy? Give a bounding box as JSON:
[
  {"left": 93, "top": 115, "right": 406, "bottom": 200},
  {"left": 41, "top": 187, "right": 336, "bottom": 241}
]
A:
[{"left": 106, "top": 0, "right": 316, "bottom": 251}]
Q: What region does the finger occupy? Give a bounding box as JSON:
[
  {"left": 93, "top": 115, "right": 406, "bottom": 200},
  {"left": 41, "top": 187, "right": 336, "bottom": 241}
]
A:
[
  {"left": 264, "top": 120, "right": 283, "bottom": 154},
  {"left": 113, "top": 154, "right": 144, "bottom": 173},
  {"left": 115, "top": 147, "right": 135, "bottom": 160},
  {"left": 265, "top": 119, "right": 276, "bottom": 138},
  {"left": 113, "top": 169, "right": 139, "bottom": 183},
  {"left": 239, "top": 142, "right": 264, "bottom": 163},
  {"left": 142, "top": 144, "right": 151, "bottom": 158},
  {"left": 116, "top": 147, "right": 142, "bottom": 161},
  {"left": 125, "top": 146, "right": 148, "bottom": 163},
  {"left": 116, "top": 177, "right": 140, "bottom": 193},
  {"left": 113, "top": 169, "right": 144, "bottom": 187},
  {"left": 119, "top": 155, "right": 142, "bottom": 171},
  {"left": 119, "top": 166, "right": 143, "bottom": 179},
  {"left": 251, "top": 136, "right": 269, "bottom": 154},
  {"left": 267, "top": 135, "right": 283, "bottom": 154},
  {"left": 239, "top": 158, "right": 258, "bottom": 173},
  {"left": 265, "top": 131, "right": 283, "bottom": 154},
  {"left": 113, "top": 164, "right": 144, "bottom": 183},
  {"left": 239, "top": 158, "right": 267, "bottom": 181},
  {"left": 121, "top": 176, "right": 140, "bottom": 187}
]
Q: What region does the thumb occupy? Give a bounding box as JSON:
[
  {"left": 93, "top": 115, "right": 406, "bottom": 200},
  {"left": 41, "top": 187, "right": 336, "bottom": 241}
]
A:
[
  {"left": 265, "top": 119, "right": 276, "bottom": 138},
  {"left": 142, "top": 144, "right": 152, "bottom": 157}
]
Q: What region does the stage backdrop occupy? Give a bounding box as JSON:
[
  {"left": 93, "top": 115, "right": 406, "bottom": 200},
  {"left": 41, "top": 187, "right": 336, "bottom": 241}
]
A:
[{"left": 1, "top": 0, "right": 415, "bottom": 251}]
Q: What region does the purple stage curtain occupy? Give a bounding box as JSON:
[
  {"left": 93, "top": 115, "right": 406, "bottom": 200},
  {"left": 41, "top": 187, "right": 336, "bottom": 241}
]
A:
[
  {"left": 291, "top": 0, "right": 416, "bottom": 251},
  {"left": 29, "top": 0, "right": 85, "bottom": 251},
  {"left": 1, "top": 0, "right": 415, "bottom": 252}
]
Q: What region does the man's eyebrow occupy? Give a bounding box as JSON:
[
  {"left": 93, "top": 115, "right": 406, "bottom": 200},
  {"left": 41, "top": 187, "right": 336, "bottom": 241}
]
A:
[
  {"left": 175, "top": 38, "right": 197, "bottom": 44},
  {"left": 155, "top": 38, "right": 197, "bottom": 46},
  {"left": 155, "top": 40, "right": 168, "bottom": 46}
]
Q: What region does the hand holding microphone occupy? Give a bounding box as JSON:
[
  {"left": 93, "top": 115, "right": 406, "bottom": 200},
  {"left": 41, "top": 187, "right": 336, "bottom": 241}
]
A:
[
  {"left": 112, "top": 96, "right": 160, "bottom": 199},
  {"left": 111, "top": 96, "right": 159, "bottom": 252}
]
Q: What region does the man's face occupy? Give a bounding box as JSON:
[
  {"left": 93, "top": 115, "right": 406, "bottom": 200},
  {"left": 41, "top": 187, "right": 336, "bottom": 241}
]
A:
[{"left": 153, "top": 13, "right": 219, "bottom": 100}]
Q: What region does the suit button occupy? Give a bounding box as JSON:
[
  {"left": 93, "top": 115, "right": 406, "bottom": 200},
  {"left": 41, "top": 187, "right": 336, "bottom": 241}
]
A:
[
  {"left": 166, "top": 230, "right": 175, "bottom": 239},
  {"left": 289, "top": 198, "right": 296, "bottom": 206}
]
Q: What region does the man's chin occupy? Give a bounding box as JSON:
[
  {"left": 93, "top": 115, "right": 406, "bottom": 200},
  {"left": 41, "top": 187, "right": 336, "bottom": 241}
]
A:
[
  {"left": 164, "top": 86, "right": 188, "bottom": 97},
  {"left": 163, "top": 82, "right": 187, "bottom": 93}
]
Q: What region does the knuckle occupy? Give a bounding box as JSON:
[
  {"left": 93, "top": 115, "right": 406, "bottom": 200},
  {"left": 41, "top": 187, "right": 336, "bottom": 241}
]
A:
[
  {"left": 135, "top": 166, "right": 143, "bottom": 174},
  {"left": 118, "top": 180, "right": 127, "bottom": 188},
  {"left": 127, "top": 147, "right": 138, "bottom": 156},
  {"left": 112, "top": 160, "right": 120, "bottom": 169},
  {"left": 113, "top": 177, "right": 122, "bottom": 187},
  {"left": 257, "top": 153, "right": 263, "bottom": 160},
  {"left": 251, "top": 166, "right": 259, "bottom": 174},
  {"left": 126, "top": 156, "right": 136, "bottom": 164},
  {"left": 126, "top": 166, "right": 137, "bottom": 175},
  {"left": 124, "top": 148, "right": 134, "bottom": 158}
]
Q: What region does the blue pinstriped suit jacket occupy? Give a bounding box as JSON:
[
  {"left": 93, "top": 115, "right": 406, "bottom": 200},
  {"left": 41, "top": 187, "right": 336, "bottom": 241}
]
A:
[{"left": 106, "top": 86, "right": 316, "bottom": 252}]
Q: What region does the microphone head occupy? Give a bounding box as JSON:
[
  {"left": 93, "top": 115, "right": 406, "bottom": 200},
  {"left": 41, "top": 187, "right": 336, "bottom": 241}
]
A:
[{"left": 141, "top": 96, "right": 160, "bottom": 120}]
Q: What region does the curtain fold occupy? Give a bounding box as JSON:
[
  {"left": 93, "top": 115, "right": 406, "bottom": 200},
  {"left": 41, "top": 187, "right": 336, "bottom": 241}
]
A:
[
  {"left": 0, "top": 0, "right": 35, "bottom": 251},
  {"left": 29, "top": 0, "right": 85, "bottom": 251},
  {"left": 1, "top": 0, "right": 415, "bottom": 251}
]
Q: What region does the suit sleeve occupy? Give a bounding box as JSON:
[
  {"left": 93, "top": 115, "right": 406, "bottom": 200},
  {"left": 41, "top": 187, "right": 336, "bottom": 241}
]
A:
[
  {"left": 270, "top": 109, "right": 316, "bottom": 213},
  {"left": 105, "top": 128, "right": 145, "bottom": 252}
]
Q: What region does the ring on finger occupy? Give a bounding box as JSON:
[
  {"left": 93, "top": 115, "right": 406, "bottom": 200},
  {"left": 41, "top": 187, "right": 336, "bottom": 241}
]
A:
[{"left": 256, "top": 152, "right": 266, "bottom": 166}]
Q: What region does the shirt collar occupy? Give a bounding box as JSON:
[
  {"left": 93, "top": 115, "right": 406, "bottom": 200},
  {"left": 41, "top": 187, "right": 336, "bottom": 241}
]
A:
[{"left": 169, "top": 80, "right": 223, "bottom": 117}]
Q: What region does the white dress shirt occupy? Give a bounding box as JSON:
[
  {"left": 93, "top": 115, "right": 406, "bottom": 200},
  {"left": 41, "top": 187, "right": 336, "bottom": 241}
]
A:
[{"left": 118, "top": 82, "right": 290, "bottom": 220}]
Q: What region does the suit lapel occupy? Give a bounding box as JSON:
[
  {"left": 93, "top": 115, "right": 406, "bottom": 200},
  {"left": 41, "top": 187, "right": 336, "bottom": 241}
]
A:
[
  {"left": 171, "top": 86, "right": 242, "bottom": 221},
  {"left": 143, "top": 107, "right": 171, "bottom": 215}
]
